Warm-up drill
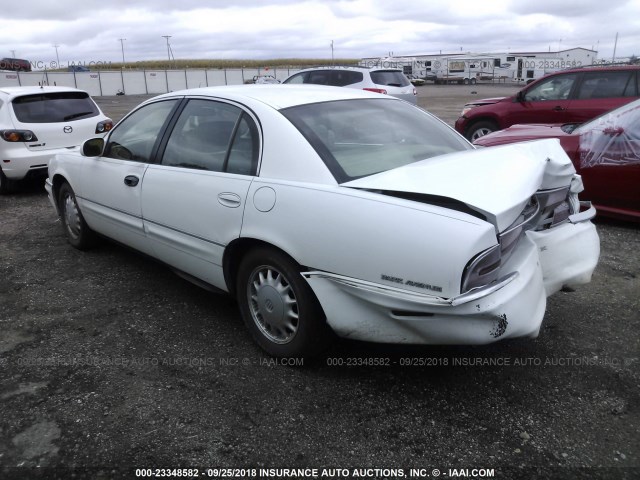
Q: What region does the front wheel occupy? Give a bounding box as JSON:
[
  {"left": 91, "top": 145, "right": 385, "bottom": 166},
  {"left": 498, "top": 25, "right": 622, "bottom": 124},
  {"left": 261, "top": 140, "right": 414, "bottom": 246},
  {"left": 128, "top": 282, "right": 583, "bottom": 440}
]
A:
[
  {"left": 466, "top": 120, "right": 498, "bottom": 142},
  {"left": 58, "top": 182, "right": 96, "bottom": 250},
  {"left": 236, "top": 247, "right": 331, "bottom": 358}
]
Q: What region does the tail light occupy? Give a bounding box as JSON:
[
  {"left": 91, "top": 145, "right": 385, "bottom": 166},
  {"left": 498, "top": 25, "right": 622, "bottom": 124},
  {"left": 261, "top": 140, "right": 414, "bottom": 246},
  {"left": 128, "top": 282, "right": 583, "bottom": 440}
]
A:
[
  {"left": 413, "top": 87, "right": 417, "bottom": 96},
  {"left": 363, "top": 88, "right": 387, "bottom": 95},
  {"left": 460, "top": 244, "right": 501, "bottom": 293},
  {"left": 1, "top": 130, "right": 38, "bottom": 142},
  {"left": 95, "top": 119, "right": 113, "bottom": 134}
]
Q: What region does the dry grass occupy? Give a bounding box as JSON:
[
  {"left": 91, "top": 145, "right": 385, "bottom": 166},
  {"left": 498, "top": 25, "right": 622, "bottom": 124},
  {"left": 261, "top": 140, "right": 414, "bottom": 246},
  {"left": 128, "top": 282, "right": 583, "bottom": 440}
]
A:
[{"left": 86, "top": 58, "right": 360, "bottom": 71}]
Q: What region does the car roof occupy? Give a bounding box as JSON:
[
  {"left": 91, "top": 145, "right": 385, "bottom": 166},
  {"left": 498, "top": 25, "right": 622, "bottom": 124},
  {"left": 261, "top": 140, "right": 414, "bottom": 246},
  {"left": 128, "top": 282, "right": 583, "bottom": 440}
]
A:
[
  {"left": 149, "top": 84, "right": 399, "bottom": 110},
  {"left": 555, "top": 64, "right": 640, "bottom": 74},
  {"left": 0, "top": 85, "right": 89, "bottom": 100}
]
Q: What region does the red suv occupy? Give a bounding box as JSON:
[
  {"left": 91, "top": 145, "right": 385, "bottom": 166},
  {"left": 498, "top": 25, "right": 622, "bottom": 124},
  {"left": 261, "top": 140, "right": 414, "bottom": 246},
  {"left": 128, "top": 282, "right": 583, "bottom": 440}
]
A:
[{"left": 455, "top": 65, "right": 640, "bottom": 141}]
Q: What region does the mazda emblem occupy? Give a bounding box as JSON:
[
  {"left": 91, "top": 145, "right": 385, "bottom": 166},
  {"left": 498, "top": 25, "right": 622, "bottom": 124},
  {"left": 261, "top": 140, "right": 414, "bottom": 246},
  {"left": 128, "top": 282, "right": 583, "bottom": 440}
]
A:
[{"left": 63, "top": 126, "right": 73, "bottom": 134}]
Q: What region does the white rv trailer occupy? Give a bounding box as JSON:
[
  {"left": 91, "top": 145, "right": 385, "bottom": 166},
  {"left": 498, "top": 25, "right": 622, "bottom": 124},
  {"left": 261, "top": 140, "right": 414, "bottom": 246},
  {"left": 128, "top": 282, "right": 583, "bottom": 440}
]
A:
[{"left": 360, "top": 48, "right": 596, "bottom": 84}]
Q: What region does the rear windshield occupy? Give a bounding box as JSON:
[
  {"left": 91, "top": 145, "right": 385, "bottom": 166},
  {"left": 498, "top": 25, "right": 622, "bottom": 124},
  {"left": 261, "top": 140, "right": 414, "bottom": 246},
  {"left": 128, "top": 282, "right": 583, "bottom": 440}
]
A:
[
  {"left": 370, "top": 70, "right": 410, "bottom": 87},
  {"left": 12, "top": 92, "right": 99, "bottom": 123},
  {"left": 282, "top": 99, "right": 471, "bottom": 183}
]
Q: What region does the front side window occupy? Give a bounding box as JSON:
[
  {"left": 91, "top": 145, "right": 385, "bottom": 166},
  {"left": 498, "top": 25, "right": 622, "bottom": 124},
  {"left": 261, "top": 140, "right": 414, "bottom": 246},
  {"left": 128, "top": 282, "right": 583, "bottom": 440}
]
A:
[
  {"left": 12, "top": 92, "right": 99, "bottom": 123},
  {"left": 104, "top": 100, "right": 178, "bottom": 162},
  {"left": 524, "top": 74, "right": 577, "bottom": 101},
  {"left": 282, "top": 99, "right": 471, "bottom": 183},
  {"left": 162, "top": 99, "right": 259, "bottom": 175},
  {"left": 283, "top": 72, "right": 307, "bottom": 84}
]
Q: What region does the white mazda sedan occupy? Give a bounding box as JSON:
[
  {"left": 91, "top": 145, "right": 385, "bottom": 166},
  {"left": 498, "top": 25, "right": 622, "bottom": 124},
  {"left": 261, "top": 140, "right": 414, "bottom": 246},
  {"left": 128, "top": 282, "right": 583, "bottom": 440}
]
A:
[{"left": 46, "top": 85, "right": 600, "bottom": 357}]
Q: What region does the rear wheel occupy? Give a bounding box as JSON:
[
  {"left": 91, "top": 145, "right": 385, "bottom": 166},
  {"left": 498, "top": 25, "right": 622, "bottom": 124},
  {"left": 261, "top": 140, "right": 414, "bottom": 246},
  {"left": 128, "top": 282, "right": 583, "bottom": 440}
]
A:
[
  {"left": 236, "top": 247, "right": 331, "bottom": 358},
  {"left": 58, "top": 182, "right": 96, "bottom": 250},
  {"left": 466, "top": 120, "right": 498, "bottom": 141}
]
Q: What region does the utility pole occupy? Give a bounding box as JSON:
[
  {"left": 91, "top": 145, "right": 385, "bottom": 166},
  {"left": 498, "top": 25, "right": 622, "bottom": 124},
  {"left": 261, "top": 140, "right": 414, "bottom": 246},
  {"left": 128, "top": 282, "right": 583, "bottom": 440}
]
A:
[
  {"left": 330, "top": 40, "right": 334, "bottom": 65},
  {"left": 162, "top": 35, "right": 172, "bottom": 68},
  {"left": 119, "top": 38, "right": 126, "bottom": 66},
  {"left": 612, "top": 32, "right": 618, "bottom": 63},
  {"left": 53, "top": 44, "right": 60, "bottom": 68}
]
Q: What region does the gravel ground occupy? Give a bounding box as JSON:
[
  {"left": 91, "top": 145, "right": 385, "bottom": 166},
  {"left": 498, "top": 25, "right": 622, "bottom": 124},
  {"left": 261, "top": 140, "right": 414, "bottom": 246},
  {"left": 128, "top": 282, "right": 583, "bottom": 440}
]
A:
[{"left": 0, "top": 85, "right": 638, "bottom": 480}]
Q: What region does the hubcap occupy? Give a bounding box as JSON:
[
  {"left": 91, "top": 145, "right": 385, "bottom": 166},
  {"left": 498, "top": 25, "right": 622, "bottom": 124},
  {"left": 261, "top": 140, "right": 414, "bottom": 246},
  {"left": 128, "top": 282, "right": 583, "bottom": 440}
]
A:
[
  {"left": 62, "top": 193, "right": 82, "bottom": 240},
  {"left": 247, "top": 265, "right": 299, "bottom": 344},
  {"left": 471, "top": 127, "right": 493, "bottom": 141}
]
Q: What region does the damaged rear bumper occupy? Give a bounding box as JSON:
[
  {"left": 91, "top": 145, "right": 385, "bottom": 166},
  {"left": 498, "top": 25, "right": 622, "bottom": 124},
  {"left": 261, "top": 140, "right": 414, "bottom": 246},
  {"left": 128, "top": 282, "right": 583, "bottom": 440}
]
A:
[{"left": 303, "top": 218, "right": 599, "bottom": 345}]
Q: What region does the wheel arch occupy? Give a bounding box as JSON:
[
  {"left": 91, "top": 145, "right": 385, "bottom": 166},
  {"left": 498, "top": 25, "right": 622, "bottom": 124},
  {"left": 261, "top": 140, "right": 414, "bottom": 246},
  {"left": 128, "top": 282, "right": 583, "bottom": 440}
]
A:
[
  {"left": 223, "top": 237, "right": 308, "bottom": 297},
  {"left": 51, "top": 174, "right": 71, "bottom": 211}
]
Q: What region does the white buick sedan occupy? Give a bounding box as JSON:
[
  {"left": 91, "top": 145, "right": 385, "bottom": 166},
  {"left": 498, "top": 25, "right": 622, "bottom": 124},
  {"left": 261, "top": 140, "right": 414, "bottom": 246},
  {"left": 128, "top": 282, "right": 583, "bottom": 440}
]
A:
[{"left": 46, "top": 85, "right": 600, "bottom": 357}]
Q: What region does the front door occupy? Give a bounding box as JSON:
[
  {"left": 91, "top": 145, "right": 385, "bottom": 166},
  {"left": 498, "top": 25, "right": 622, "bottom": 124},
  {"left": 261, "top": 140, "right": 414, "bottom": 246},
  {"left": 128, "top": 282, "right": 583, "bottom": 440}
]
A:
[
  {"left": 507, "top": 73, "right": 578, "bottom": 126},
  {"left": 79, "top": 99, "right": 180, "bottom": 254}
]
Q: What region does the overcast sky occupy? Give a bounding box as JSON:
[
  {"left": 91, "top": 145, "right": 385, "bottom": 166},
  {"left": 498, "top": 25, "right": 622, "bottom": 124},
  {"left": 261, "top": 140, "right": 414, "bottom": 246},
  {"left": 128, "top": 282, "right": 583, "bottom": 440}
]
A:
[{"left": 1, "top": 0, "right": 638, "bottom": 67}]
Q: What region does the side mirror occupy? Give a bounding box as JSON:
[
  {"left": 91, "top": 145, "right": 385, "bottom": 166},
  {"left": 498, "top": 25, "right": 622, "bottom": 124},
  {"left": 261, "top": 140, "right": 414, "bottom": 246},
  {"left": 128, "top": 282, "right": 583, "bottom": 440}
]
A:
[
  {"left": 516, "top": 91, "right": 525, "bottom": 102},
  {"left": 82, "top": 137, "right": 105, "bottom": 157}
]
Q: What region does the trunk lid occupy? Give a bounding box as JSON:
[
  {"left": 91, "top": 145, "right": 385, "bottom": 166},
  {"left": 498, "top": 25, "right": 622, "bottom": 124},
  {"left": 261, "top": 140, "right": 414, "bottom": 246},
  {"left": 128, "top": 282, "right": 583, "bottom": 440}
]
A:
[{"left": 343, "top": 138, "right": 575, "bottom": 232}]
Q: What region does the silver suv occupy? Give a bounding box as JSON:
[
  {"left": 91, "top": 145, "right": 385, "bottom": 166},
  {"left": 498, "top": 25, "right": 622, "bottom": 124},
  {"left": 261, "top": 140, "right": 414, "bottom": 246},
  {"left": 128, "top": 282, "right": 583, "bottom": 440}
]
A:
[{"left": 283, "top": 66, "right": 417, "bottom": 104}]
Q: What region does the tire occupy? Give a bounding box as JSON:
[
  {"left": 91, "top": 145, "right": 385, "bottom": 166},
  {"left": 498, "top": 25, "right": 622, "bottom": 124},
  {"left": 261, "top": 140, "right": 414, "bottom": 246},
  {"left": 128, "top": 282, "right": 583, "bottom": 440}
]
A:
[
  {"left": 463, "top": 78, "right": 470, "bottom": 85},
  {"left": 58, "top": 182, "right": 96, "bottom": 250},
  {"left": 466, "top": 120, "right": 498, "bottom": 142},
  {"left": 470, "top": 78, "right": 477, "bottom": 85},
  {"left": 236, "top": 247, "right": 332, "bottom": 358}
]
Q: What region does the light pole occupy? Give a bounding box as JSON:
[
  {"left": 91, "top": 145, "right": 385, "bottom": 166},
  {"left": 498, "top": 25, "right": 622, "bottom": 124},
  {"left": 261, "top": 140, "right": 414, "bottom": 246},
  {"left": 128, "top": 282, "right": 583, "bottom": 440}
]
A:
[
  {"left": 162, "top": 35, "right": 172, "bottom": 67},
  {"left": 53, "top": 44, "right": 60, "bottom": 68},
  {"left": 119, "top": 38, "right": 126, "bottom": 66}
]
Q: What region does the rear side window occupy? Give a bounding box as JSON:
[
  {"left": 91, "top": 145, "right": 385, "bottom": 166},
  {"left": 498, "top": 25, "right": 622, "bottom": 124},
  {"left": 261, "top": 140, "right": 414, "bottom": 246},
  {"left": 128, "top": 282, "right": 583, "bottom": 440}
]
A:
[
  {"left": 370, "top": 70, "right": 410, "bottom": 87},
  {"left": 12, "top": 92, "right": 99, "bottom": 123},
  {"left": 331, "top": 70, "right": 363, "bottom": 86},
  {"left": 307, "top": 71, "right": 332, "bottom": 85},
  {"left": 162, "top": 99, "right": 259, "bottom": 175},
  {"left": 575, "top": 70, "right": 636, "bottom": 99}
]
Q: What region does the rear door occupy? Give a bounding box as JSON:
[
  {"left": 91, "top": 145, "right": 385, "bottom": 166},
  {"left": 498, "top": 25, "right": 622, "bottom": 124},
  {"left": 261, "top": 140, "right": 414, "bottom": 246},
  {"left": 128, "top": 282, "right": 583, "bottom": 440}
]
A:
[
  {"left": 569, "top": 69, "right": 638, "bottom": 123},
  {"left": 140, "top": 98, "right": 260, "bottom": 290}
]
